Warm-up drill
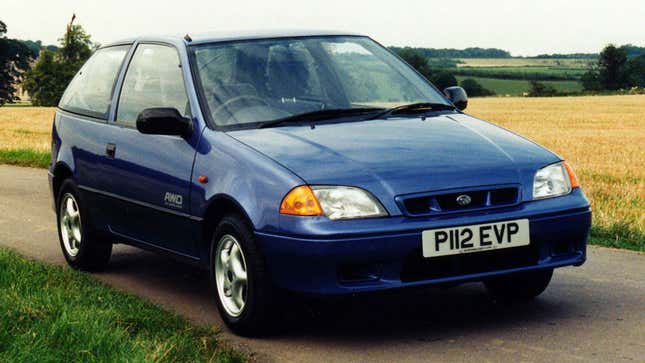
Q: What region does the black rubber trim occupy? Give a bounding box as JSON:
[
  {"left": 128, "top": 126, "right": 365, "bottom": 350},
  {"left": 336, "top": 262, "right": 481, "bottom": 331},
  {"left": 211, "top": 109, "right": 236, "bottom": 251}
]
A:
[{"left": 78, "top": 185, "right": 204, "bottom": 221}]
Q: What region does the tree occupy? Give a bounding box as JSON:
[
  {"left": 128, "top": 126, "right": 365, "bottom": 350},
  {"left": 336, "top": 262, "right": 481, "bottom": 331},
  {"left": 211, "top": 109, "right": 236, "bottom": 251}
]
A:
[
  {"left": 580, "top": 68, "right": 601, "bottom": 91},
  {"left": 626, "top": 54, "right": 645, "bottom": 87},
  {"left": 396, "top": 48, "right": 431, "bottom": 78},
  {"left": 621, "top": 44, "right": 645, "bottom": 58},
  {"left": 59, "top": 16, "right": 92, "bottom": 66},
  {"left": 389, "top": 46, "right": 511, "bottom": 58},
  {"left": 19, "top": 40, "right": 43, "bottom": 58},
  {"left": 429, "top": 71, "right": 457, "bottom": 91},
  {"left": 0, "top": 20, "right": 36, "bottom": 105},
  {"left": 393, "top": 47, "right": 458, "bottom": 91},
  {"left": 460, "top": 78, "right": 495, "bottom": 97},
  {"left": 581, "top": 44, "right": 630, "bottom": 91},
  {"left": 23, "top": 15, "right": 93, "bottom": 106},
  {"left": 528, "top": 80, "right": 558, "bottom": 97},
  {"left": 597, "top": 45, "right": 629, "bottom": 90},
  {"left": 21, "top": 50, "right": 69, "bottom": 106}
]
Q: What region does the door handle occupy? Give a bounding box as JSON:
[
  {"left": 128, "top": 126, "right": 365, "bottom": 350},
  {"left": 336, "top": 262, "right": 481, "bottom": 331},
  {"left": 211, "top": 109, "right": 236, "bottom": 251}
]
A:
[{"left": 106, "top": 143, "right": 116, "bottom": 159}]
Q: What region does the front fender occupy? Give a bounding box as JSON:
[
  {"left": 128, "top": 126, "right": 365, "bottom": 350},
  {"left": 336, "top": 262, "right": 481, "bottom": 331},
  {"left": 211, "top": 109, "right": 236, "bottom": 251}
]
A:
[{"left": 191, "top": 129, "right": 304, "bottom": 232}]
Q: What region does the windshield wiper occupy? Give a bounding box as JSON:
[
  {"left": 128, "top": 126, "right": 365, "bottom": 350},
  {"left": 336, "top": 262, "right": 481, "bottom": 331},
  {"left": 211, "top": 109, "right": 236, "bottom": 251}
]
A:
[
  {"left": 257, "top": 107, "right": 384, "bottom": 129},
  {"left": 368, "top": 102, "right": 456, "bottom": 120}
]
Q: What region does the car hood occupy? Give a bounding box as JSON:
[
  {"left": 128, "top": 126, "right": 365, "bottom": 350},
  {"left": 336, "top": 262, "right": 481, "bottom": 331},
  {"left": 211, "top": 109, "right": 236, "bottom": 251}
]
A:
[{"left": 227, "top": 113, "right": 559, "bottom": 214}]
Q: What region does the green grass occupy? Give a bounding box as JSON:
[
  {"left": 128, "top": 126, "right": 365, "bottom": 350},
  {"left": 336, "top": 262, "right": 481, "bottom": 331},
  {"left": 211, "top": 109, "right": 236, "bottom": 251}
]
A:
[
  {"left": 2, "top": 101, "right": 33, "bottom": 107},
  {"left": 456, "top": 76, "right": 583, "bottom": 96},
  {"left": 0, "top": 149, "right": 51, "bottom": 168},
  {"left": 0, "top": 248, "right": 245, "bottom": 363},
  {"left": 453, "top": 66, "right": 587, "bottom": 81},
  {"left": 589, "top": 225, "right": 644, "bottom": 252}
]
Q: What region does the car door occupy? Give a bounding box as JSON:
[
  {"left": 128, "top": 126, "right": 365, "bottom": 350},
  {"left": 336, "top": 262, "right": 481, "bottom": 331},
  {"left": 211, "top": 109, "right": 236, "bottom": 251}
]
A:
[
  {"left": 55, "top": 44, "right": 131, "bottom": 232},
  {"left": 104, "top": 43, "right": 200, "bottom": 257}
]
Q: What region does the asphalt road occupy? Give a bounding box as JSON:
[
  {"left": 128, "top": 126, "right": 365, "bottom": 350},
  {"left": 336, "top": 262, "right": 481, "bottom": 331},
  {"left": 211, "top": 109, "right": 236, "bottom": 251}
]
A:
[{"left": 0, "top": 164, "right": 643, "bottom": 363}]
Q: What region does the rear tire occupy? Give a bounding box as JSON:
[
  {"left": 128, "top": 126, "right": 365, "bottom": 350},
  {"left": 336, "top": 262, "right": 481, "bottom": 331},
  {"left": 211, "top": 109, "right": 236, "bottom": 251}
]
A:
[
  {"left": 210, "top": 214, "right": 276, "bottom": 336},
  {"left": 56, "top": 179, "right": 112, "bottom": 271},
  {"left": 484, "top": 269, "right": 553, "bottom": 301}
]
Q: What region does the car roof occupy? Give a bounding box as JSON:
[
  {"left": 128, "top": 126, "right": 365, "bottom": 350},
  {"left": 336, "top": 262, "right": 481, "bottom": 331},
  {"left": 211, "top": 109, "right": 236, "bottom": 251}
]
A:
[{"left": 102, "top": 29, "right": 365, "bottom": 48}]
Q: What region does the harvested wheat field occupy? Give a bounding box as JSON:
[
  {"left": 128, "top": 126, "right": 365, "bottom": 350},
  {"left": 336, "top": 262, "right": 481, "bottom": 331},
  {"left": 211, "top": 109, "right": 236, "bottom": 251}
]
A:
[
  {"left": 468, "top": 95, "right": 644, "bottom": 249},
  {"left": 0, "top": 107, "right": 52, "bottom": 152},
  {"left": 0, "top": 95, "right": 643, "bottom": 249}
]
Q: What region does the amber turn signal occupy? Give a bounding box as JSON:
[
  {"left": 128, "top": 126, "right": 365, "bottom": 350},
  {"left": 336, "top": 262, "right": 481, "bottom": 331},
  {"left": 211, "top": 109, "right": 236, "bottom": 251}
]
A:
[
  {"left": 563, "top": 161, "right": 580, "bottom": 189},
  {"left": 280, "top": 186, "right": 323, "bottom": 216}
]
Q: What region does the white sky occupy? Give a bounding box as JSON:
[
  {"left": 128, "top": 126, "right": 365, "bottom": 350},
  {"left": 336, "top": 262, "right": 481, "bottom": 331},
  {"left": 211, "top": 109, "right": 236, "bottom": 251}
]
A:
[{"left": 3, "top": 0, "right": 644, "bottom": 56}]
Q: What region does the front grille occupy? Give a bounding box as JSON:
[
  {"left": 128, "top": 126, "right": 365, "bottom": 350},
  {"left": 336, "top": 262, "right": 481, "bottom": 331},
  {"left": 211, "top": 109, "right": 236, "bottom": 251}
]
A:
[
  {"left": 399, "top": 186, "right": 520, "bottom": 216},
  {"left": 490, "top": 188, "right": 518, "bottom": 205},
  {"left": 400, "top": 244, "right": 538, "bottom": 282},
  {"left": 436, "top": 190, "right": 488, "bottom": 210}
]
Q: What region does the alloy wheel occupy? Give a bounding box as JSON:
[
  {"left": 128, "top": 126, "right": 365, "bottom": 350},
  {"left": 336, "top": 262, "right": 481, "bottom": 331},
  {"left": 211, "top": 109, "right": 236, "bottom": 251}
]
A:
[
  {"left": 215, "top": 234, "right": 248, "bottom": 317},
  {"left": 59, "top": 193, "right": 82, "bottom": 257}
]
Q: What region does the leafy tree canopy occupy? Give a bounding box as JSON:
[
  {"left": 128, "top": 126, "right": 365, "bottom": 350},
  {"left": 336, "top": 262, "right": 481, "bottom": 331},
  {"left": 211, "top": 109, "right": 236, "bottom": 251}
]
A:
[
  {"left": 626, "top": 54, "right": 645, "bottom": 87},
  {"left": 532, "top": 52, "right": 597, "bottom": 59},
  {"left": 18, "top": 40, "right": 48, "bottom": 57},
  {"left": 23, "top": 16, "right": 94, "bottom": 106},
  {"left": 390, "top": 46, "right": 511, "bottom": 58},
  {"left": 597, "top": 45, "right": 629, "bottom": 90},
  {"left": 396, "top": 48, "right": 431, "bottom": 76},
  {"left": 393, "top": 47, "right": 458, "bottom": 91},
  {"left": 0, "top": 20, "right": 37, "bottom": 105},
  {"left": 21, "top": 50, "right": 68, "bottom": 106},
  {"left": 622, "top": 44, "right": 645, "bottom": 58},
  {"left": 14, "top": 38, "right": 61, "bottom": 58},
  {"left": 580, "top": 44, "right": 642, "bottom": 91},
  {"left": 460, "top": 78, "right": 495, "bottom": 97},
  {"left": 429, "top": 71, "right": 457, "bottom": 91},
  {"left": 59, "top": 23, "right": 92, "bottom": 65},
  {"left": 528, "top": 80, "right": 558, "bottom": 97}
]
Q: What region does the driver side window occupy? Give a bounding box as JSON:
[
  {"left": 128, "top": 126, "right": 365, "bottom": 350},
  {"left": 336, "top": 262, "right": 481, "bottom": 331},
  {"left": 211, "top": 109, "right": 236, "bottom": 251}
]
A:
[{"left": 117, "top": 44, "right": 190, "bottom": 127}]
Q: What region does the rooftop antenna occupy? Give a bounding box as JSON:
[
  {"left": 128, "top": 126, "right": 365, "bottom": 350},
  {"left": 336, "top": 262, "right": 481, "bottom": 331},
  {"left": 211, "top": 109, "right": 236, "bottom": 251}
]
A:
[{"left": 184, "top": 34, "right": 192, "bottom": 42}]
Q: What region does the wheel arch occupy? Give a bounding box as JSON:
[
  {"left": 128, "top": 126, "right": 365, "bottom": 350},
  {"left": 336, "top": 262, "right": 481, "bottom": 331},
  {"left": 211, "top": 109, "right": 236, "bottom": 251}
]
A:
[
  {"left": 52, "top": 161, "right": 74, "bottom": 202},
  {"left": 201, "top": 194, "right": 255, "bottom": 259}
]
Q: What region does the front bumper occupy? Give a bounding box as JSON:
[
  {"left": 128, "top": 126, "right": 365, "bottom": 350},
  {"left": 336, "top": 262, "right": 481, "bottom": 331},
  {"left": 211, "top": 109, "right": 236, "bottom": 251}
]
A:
[{"left": 256, "top": 191, "right": 591, "bottom": 294}]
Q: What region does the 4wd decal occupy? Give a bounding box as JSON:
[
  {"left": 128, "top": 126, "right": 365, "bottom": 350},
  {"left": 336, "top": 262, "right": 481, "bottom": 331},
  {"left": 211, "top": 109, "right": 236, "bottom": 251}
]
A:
[{"left": 164, "top": 192, "right": 183, "bottom": 208}]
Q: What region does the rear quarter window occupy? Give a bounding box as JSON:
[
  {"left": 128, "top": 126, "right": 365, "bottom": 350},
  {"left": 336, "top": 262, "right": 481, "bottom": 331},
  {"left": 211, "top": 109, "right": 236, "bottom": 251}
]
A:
[{"left": 59, "top": 45, "right": 130, "bottom": 119}]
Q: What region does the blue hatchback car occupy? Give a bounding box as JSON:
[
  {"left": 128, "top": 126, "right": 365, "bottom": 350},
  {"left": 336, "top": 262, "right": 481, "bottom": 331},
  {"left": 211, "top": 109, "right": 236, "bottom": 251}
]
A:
[{"left": 49, "top": 30, "right": 591, "bottom": 335}]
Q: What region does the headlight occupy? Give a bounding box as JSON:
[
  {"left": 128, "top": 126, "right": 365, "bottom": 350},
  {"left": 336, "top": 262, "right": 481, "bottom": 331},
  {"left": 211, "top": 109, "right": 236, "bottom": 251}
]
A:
[
  {"left": 279, "top": 185, "right": 387, "bottom": 220},
  {"left": 311, "top": 186, "right": 388, "bottom": 220},
  {"left": 532, "top": 162, "right": 578, "bottom": 199}
]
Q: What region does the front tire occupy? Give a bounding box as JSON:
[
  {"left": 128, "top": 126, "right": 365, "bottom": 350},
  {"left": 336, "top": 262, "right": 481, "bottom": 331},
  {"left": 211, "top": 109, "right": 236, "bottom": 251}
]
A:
[
  {"left": 56, "top": 179, "right": 112, "bottom": 271},
  {"left": 484, "top": 269, "right": 553, "bottom": 301},
  {"left": 211, "top": 214, "right": 275, "bottom": 336}
]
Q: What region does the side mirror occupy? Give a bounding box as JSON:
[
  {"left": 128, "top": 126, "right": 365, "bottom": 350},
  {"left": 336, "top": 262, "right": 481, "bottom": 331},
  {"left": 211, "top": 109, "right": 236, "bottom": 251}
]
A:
[
  {"left": 443, "top": 86, "right": 468, "bottom": 110},
  {"left": 136, "top": 108, "right": 192, "bottom": 137}
]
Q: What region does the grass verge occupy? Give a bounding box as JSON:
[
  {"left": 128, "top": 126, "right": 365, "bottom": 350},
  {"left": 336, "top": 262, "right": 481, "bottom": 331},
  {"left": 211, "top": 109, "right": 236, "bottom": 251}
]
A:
[
  {"left": 0, "top": 248, "right": 245, "bottom": 363},
  {"left": 589, "top": 225, "right": 644, "bottom": 252},
  {"left": 0, "top": 149, "right": 50, "bottom": 168},
  {"left": 3, "top": 101, "right": 33, "bottom": 107}
]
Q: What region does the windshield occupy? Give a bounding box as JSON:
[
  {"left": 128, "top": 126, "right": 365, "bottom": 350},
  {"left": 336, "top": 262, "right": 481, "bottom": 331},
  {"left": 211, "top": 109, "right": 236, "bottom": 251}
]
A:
[{"left": 190, "top": 36, "right": 449, "bottom": 127}]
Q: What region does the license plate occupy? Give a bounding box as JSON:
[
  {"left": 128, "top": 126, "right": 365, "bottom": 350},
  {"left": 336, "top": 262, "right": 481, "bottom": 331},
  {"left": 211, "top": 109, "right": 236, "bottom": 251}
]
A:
[{"left": 422, "top": 219, "right": 530, "bottom": 258}]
